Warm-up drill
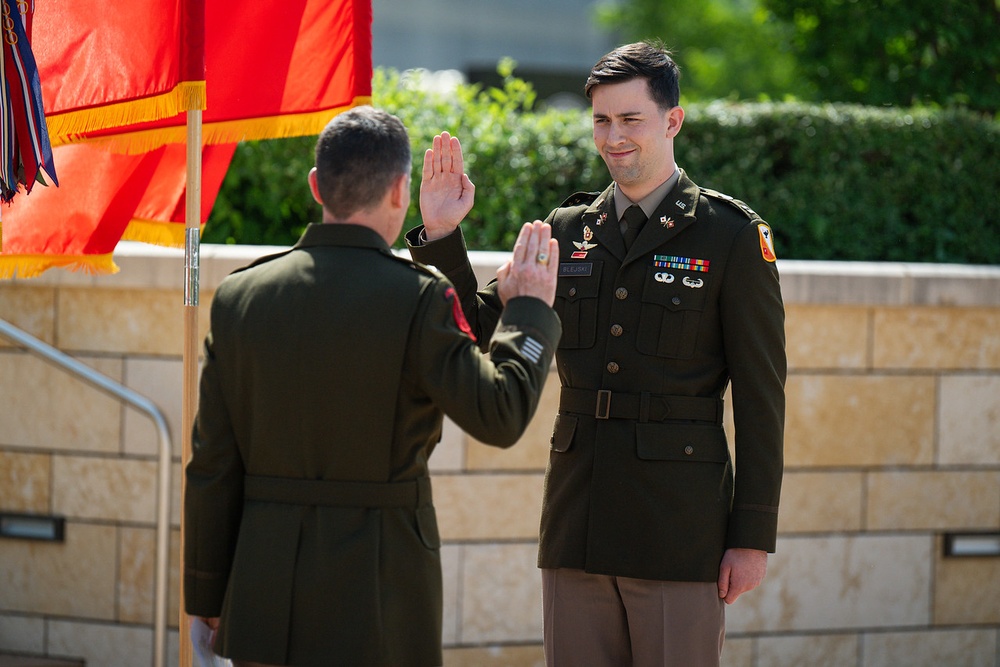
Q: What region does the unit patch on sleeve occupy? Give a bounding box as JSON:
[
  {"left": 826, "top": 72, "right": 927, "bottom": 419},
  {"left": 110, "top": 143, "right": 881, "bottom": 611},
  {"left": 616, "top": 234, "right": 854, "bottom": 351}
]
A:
[
  {"left": 445, "top": 287, "right": 476, "bottom": 342},
  {"left": 758, "top": 223, "right": 777, "bottom": 263}
]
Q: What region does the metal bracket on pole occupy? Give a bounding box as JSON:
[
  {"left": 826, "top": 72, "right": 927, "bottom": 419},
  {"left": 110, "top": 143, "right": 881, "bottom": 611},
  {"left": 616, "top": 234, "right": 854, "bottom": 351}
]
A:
[{"left": 184, "top": 227, "right": 200, "bottom": 308}]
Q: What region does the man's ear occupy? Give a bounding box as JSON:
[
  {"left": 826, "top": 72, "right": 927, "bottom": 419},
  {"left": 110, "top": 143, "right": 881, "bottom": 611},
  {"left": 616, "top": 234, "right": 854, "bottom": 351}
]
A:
[
  {"left": 389, "top": 172, "right": 411, "bottom": 209},
  {"left": 666, "top": 105, "right": 685, "bottom": 138},
  {"left": 307, "top": 167, "right": 323, "bottom": 205}
]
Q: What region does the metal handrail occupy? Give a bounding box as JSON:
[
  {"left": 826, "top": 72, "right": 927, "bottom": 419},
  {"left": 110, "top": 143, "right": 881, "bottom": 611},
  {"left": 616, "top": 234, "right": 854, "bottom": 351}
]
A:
[{"left": 0, "top": 317, "right": 171, "bottom": 667}]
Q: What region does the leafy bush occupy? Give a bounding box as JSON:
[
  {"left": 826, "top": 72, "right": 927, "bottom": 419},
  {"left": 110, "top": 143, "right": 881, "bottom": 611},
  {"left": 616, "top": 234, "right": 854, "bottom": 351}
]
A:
[
  {"left": 206, "top": 66, "right": 999, "bottom": 264},
  {"left": 679, "top": 103, "right": 999, "bottom": 263}
]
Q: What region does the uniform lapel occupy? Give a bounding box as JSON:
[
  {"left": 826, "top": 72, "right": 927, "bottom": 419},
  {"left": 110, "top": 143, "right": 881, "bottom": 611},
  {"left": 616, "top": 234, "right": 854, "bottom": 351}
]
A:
[
  {"left": 578, "top": 184, "right": 625, "bottom": 260},
  {"left": 624, "top": 170, "right": 700, "bottom": 265}
]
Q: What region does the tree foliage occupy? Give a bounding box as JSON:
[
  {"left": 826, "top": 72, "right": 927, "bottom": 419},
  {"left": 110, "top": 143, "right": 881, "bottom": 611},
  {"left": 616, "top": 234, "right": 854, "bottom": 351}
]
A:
[
  {"left": 763, "top": 0, "right": 1000, "bottom": 114},
  {"left": 594, "top": 0, "right": 813, "bottom": 102},
  {"left": 598, "top": 0, "right": 999, "bottom": 115}
]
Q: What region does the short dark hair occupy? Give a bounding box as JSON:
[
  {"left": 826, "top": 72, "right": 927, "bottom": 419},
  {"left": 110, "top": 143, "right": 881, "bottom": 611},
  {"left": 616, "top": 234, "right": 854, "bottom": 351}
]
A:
[
  {"left": 313, "top": 106, "right": 412, "bottom": 219},
  {"left": 584, "top": 41, "right": 681, "bottom": 110}
]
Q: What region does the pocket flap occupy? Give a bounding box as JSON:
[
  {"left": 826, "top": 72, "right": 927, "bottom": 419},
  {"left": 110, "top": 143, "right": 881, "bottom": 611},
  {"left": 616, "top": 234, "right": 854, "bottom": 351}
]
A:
[
  {"left": 550, "top": 413, "right": 578, "bottom": 453},
  {"left": 415, "top": 506, "right": 441, "bottom": 550},
  {"left": 635, "top": 422, "right": 729, "bottom": 462}
]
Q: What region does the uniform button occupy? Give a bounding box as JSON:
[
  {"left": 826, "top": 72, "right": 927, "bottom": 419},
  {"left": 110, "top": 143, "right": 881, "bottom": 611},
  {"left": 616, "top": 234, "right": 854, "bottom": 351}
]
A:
[
  {"left": 568, "top": 287, "right": 577, "bottom": 297},
  {"left": 671, "top": 296, "right": 681, "bottom": 306},
  {"left": 615, "top": 287, "right": 629, "bottom": 300},
  {"left": 610, "top": 324, "right": 623, "bottom": 336},
  {"left": 606, "top": 362, "right": 620, "bottom": 374},
  {"left": 684, "top": 445, "right": 694, "bottom": 455}
]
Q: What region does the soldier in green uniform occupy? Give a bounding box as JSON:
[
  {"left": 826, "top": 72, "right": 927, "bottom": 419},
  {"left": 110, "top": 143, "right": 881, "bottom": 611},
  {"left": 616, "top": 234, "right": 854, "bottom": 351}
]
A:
[
  {"left": 183, "top": 106, "right": 561, "bottom": 667},
  {"left": 408, "top": 42, "right": 786, "bottom": 666}
]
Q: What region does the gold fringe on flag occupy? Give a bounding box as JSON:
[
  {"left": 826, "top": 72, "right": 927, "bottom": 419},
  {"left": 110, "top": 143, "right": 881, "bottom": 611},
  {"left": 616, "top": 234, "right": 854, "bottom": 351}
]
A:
[
  {"left": 121, "top": 217, "right": 194, "bottom": 248},
  {"left": 47, "top": 81, "right": 207, "bottom": 148},
  {"left": 0, "top": 253, "right": 120, "bottom": 279},
  {"left": 60, "top": 96, "right": 373, "bottom": 155}
]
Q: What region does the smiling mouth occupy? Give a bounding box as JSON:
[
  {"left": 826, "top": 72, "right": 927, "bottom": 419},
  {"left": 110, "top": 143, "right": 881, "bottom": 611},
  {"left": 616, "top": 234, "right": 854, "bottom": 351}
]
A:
[{"left": 606, "top": 148, "right": 636, "bottom": 159}]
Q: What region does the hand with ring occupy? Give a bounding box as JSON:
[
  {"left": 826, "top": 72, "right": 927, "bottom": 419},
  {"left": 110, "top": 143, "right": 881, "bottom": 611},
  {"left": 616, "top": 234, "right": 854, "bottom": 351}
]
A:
[{"left": 497, "top": 221, "right": 559, "bottom": 307}]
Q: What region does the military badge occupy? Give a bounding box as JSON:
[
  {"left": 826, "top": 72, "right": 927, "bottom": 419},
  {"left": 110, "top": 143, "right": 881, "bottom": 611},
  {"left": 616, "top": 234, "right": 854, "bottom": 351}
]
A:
[
  {"left": 573, "top": 226, "right": 599, "bottom": 252},
  {"left": 660, "top": 216, "right": 675, "bottom": 229},
  {"left": 653, "top": 255, "right": 710, "bottom": 272},
  {"left": 758, "top": 223, "right": 776, "bottom": 262}
]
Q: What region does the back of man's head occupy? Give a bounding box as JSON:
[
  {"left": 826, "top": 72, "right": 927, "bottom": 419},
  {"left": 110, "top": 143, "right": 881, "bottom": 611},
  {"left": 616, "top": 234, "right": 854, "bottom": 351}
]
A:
[
  {"left": 314, "top": 106, "right": 412, "bottom": 220},
  {"left": 585, "top": 40, "right": 681, "bottom": 111}
]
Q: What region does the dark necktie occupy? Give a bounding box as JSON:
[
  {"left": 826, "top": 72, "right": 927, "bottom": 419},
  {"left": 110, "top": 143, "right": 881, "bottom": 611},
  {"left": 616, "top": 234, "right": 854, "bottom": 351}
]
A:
[{"left": 621, "top": 204, "right": 646, "bottom": 249}]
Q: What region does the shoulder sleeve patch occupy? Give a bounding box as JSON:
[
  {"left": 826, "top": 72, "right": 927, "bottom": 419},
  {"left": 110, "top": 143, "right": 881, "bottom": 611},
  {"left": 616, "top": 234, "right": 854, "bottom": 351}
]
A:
[
  {"left": 559, "top": 191, "right": 601, "bottom": 208},
  {"left": 758, "top": 223, "right": 777, "bottom": 262},
  {"left": 444, "top": 287, "right": 476, "bottom": 342}
]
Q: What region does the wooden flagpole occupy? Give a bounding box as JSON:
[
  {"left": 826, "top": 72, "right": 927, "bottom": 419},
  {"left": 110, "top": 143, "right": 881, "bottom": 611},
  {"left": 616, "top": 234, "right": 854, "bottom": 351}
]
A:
[{"left": 179, "top": 106, "right": 202, "bottom": 667}]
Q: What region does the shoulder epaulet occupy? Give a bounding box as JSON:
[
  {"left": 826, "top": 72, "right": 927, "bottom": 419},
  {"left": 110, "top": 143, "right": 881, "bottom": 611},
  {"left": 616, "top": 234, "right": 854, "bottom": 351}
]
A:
[
  {"left": 229, "top": 248, "right": 293, "bottom": 275},
  {"left": 701, "top": 188, "right": 761, "bottom": 221},
  {"left": 559, "top": 191, "right": 601, "bottom": 208},
  {"left": 389, "top": 252, "right": 443, "bottom": 279}
]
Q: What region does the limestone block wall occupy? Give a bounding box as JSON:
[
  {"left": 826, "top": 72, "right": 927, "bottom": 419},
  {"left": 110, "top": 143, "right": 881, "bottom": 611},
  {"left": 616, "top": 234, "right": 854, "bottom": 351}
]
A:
[{"left": 0, "top": 243, "right": 998, "bottom": 667}]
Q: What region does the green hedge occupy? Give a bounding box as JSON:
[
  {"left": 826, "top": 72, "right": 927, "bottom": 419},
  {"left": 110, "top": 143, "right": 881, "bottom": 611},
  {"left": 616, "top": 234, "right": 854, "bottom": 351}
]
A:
[
  {"left": 679, "top": 103, "right": 999, "bottom": 264},
  {"left": 205, "top": 67, "right": 999, "bottom": 265}
]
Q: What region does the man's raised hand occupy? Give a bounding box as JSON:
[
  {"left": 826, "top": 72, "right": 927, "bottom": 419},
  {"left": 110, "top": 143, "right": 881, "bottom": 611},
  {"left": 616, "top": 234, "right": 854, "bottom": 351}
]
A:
[{"left": 420, "top": 132, "right": 476, "bottom": 241}]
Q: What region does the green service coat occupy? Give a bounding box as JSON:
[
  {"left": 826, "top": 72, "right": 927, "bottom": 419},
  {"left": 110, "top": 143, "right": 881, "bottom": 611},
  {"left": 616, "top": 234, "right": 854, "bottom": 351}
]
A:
[
  {"left": 407, "top": 170, "right": 786, "bottom": 583},
  {"left": 184, "top": 223, "right": 560, "bottom": 666}
]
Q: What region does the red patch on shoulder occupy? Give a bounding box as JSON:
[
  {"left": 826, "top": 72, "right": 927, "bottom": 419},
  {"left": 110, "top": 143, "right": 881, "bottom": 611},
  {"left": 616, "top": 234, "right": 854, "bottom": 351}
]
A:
[{"left": 445, "top": 287, "right": 476, "bottom": 343}]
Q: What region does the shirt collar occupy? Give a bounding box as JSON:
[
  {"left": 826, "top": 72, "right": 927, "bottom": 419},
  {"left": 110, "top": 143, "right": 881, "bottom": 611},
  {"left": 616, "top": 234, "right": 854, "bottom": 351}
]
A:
[{"left": 614, "top": 166, "right": 681, "bottom": 222}]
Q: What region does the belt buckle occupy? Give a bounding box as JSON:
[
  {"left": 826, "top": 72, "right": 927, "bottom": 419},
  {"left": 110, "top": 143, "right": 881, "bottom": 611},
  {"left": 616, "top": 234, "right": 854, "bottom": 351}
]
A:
[{"left": 595, "top": 390, "right": 611, "bottom": 419}]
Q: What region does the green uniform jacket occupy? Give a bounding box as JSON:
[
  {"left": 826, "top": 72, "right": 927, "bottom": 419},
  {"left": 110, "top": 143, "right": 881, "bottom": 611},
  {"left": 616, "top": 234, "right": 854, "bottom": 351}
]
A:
[
  {"left": 184, "top": 223, "right": 560, "bottom": 666},
  {"left": 406, "top": 170, "right": 785, "bottom": 583}
]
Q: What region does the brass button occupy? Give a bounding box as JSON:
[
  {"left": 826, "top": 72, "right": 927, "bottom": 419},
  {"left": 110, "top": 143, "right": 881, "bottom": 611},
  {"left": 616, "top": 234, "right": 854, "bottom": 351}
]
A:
[
  {"left": 684, "top": 445, "right": 694, "bottom": 455},
  {"left": 606, "top": 362, "right": 620, "bottom": 374},
  {"left": 615, "top": 287, "right": 629, "bottom": 300},
  {"left": 610, "top": 324, "right": 623, "bottom": 336},
  {"left": 568, "top": 287, "right": 577, "bottom": 297},
  {"left": 672, "top": 296, "right": 681, "bottom": 306}
]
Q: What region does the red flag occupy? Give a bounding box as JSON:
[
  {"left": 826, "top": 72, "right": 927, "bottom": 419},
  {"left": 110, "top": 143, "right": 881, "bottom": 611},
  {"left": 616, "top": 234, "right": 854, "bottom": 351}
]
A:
[
  {"left": 0, "top": 142, "right": 235, "bottom": 277},
  {"left": 0, "top": 0, "right": 372, "bottom": 277},
  {"left": 39, "top": 0, "right": 371, "bottom": 152},
  {"left": 31, "top": 0, "right": 206, "bottom": 144}
]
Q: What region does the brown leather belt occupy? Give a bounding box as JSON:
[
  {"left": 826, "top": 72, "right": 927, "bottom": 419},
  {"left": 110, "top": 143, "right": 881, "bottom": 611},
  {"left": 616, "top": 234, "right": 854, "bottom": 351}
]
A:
[
  {"left": 559, "top": 387, "right": 723, "bottom": 424},
  {"left": 244, "top": 475, "right": 431, "bottom": 508}
]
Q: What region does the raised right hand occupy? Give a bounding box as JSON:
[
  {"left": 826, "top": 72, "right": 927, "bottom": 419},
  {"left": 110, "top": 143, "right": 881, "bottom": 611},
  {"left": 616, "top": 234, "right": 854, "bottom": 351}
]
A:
[
  {"left": 497, "top": 221, "right": 560, "bottom": 307},
  {"left": 419, "top": 132, "right": 475, "bottom": 241}
]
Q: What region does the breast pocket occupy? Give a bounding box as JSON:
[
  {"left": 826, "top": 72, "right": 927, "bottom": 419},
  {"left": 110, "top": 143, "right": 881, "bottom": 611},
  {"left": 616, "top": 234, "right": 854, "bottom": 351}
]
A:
[
  {"left": 553, "top": 262, "right": 603, "bottom": 349},
  {"left": 637, "top": 268, "right": 710, "bottom": 359}
]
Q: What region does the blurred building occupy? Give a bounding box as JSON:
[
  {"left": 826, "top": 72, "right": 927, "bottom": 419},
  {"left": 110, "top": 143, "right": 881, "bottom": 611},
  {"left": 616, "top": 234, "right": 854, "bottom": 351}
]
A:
[{"left": 372, "top": 0, "right": 619, "bottom": 107}]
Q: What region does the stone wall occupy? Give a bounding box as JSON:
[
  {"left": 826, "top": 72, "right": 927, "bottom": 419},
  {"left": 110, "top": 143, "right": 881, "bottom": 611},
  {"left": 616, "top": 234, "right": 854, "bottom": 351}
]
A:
[{"left": 1, "top": 242, "right": 998, "bottom": 666}]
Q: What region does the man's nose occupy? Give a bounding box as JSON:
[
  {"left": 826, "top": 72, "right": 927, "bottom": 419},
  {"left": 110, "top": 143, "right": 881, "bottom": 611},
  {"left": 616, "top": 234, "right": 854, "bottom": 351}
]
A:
[{"left": 606, "top": 121, "right": 625, "bottom": 144}]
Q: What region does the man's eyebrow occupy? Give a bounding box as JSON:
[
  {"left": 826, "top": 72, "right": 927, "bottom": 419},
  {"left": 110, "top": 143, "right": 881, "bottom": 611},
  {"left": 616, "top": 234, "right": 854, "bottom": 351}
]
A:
[{"left": 593, "top": 110, "right": 644, "bottom": 118}]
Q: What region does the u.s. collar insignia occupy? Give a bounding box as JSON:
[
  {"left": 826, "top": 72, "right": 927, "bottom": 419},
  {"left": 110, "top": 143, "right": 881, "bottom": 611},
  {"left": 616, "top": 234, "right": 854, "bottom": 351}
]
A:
[
  {"left": 597, "top": 211, "right": 608, "bottom": 226},
  {"left": 660, "top": 216, "right": 675, "bottom": 229}
]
